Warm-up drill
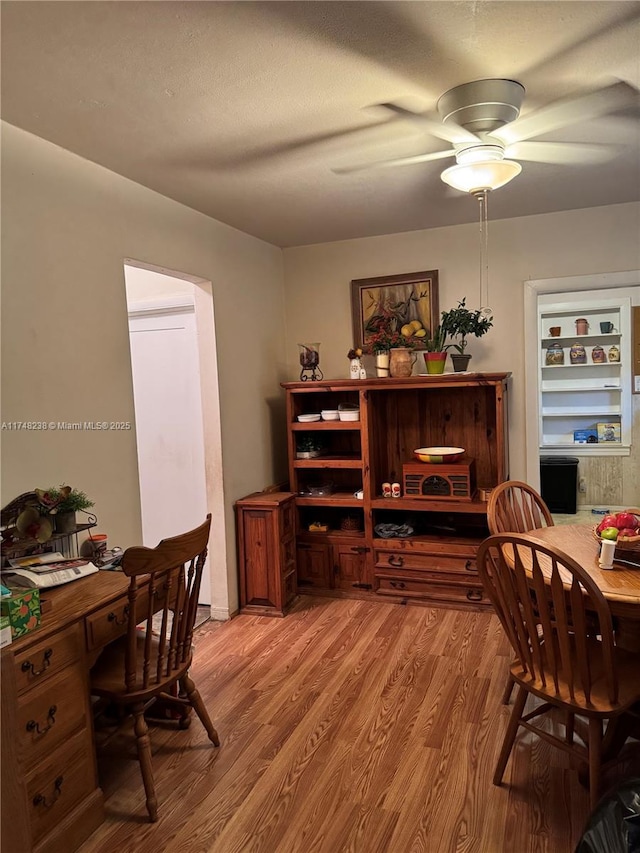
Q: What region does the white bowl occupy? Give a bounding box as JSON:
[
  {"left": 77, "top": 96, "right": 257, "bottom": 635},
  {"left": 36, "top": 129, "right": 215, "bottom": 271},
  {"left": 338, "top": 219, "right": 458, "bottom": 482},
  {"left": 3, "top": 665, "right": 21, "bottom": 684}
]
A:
[
  {"left": 338, "top": 410, "right": 360, "bottom": 422},
  {"left": 298, "top": 413, "right": 321, "bottom": 422},
  {"left": 321, "top": 410, "right": 339, "bottom": 420}
]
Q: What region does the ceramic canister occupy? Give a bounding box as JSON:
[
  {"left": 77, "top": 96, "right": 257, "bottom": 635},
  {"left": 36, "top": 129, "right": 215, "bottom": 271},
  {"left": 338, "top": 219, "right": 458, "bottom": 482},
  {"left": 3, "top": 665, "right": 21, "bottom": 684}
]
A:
[
  {"left": 570, "top": 342, "right": 587, "bottom": 364},
  {"left": 545, "top": 343, "right": 565, "bottom": 366},
  {"left": 591, "top": 345, "right": 606, "bottom": 364},
  {"left": 608, "top": 345, "right": 620, "bottom": 363}
]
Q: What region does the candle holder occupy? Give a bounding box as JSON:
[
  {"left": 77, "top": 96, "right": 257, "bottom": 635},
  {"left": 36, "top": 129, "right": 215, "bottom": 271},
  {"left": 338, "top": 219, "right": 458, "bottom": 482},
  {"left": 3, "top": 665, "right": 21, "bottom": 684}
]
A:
[{"left": 298, "top": 343, "right": 323, "bottom": 381}]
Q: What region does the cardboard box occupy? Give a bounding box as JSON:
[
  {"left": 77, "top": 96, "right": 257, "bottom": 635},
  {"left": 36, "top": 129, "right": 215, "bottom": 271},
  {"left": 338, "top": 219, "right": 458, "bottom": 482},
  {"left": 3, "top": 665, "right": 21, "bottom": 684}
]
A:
[
  {"left": 0, "top": 588, "right": 41, "bottom": 639},
  {"left": 596, "top": 422, "right": 621, "bottom": 443},
  {"left": 573, "top": 429, "right": 598, "bottom": 444}
]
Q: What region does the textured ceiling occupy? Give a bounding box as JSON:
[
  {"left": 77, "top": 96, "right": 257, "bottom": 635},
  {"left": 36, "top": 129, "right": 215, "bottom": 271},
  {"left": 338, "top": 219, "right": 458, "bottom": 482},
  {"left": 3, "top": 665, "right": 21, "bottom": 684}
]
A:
[{"left": 2, "top": 1, "right": 639, "bottom": 247}]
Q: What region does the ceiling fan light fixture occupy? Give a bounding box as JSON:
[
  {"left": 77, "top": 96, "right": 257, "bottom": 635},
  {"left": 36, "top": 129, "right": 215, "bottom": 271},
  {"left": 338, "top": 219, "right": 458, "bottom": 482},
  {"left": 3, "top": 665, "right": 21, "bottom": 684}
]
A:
[{"left": 440, "top": 159, "right": 522, "bottom": 194}]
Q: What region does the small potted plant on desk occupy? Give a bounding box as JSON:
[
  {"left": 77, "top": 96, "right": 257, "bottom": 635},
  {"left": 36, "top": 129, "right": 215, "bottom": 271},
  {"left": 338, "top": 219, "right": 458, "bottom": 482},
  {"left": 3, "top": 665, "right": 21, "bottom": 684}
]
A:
[
  {"left": 38, "top": 486, "right": 95, "bottom": 533},
  {"left": 423, "top": 325, "right": 449, "bottom": 374},
  {"left": 440, "top": 299, "right": 493, "bottom": 372}
]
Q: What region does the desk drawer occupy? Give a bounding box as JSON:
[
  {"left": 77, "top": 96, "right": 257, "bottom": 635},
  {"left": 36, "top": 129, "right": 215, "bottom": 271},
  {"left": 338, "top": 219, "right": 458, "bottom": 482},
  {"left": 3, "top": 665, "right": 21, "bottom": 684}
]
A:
[
  {"left": 18, "top": 661, "right": 88, "bottom": 772},
  {"left": 85, "top": 600, "right": 130, "bottom": 651},
  {"left": 27, "top": 728, "right": 95, "bottom": 845},
  {"left": 14, "top": 625, "right": 80, "bottom": 695}
]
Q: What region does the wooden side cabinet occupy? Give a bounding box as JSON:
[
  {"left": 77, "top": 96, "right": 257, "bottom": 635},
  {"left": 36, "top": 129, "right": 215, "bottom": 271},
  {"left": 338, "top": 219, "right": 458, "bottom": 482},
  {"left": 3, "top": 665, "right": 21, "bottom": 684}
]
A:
[{"left": 235, "top": 491, "right": 297, "bottom": 616}]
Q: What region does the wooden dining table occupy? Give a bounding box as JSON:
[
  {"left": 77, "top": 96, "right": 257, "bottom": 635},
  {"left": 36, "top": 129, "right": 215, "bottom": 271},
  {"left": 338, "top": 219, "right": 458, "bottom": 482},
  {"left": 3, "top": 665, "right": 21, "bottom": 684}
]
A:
[
  {"left": 525, "top": 524, "right": 640, "bottom": 651},
  {"left": 524, "top": 523, "right": 640, "bottom": 762}
]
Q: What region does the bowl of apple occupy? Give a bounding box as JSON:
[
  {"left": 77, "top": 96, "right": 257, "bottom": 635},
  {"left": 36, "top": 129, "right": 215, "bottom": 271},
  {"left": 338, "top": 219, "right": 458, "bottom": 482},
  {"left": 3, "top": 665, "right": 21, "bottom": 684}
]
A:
[{"left": 593, "top": 509, "right": 640, "bottom": 553}]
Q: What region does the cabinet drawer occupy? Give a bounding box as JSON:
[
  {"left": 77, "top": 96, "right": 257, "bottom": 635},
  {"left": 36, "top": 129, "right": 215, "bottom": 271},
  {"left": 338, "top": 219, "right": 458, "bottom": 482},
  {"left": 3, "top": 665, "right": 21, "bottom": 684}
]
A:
[
  {"left": 14, "top": 625, "right": 80, "bottom": 695},
  {"left": 85, "top": 599, "right": 130, "bottom": 652},
  {"left": 18, "top": 661, "right": 88, "bottom": 772},
  {"left": 376, "top": 575, "right": 487, "bottom": 606},
  {"left": 27, "top": 728, "right": 96, "bottom": 845},
  {"left": 375, "top": 549, "right": 477, "bottom": 576}
]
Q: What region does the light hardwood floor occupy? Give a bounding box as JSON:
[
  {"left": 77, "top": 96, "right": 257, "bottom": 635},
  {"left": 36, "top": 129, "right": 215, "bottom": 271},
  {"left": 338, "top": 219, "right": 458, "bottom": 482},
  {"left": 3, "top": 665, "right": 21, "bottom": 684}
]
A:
[{"left": 80, "top": 595, "right": 633, "bottom": 853}]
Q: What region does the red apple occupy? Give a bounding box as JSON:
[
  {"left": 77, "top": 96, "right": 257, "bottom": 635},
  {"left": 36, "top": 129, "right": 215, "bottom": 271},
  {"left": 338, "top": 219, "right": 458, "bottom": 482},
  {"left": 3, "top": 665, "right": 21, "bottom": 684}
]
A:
[
  {"left": 617, "top": 527, "right": 639, "bottom": 538},
  {"left": 597, "top": 514, "right": 618, "bottom": 533},
  {"left": 615, "top": 512, "right": 639, "bottom": 530}
]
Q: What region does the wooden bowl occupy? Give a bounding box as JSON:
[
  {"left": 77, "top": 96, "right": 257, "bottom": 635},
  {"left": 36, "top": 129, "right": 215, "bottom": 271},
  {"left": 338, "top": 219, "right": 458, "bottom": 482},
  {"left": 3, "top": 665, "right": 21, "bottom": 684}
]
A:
[{"left": 413, "top": 446, "right": 465, "bottom": 464}]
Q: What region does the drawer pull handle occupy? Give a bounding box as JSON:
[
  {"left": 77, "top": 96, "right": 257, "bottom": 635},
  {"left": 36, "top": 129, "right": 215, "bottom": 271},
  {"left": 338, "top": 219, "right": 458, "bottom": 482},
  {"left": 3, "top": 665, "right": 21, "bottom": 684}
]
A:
[
  {"left": 390, "top": 581, "right": 407, "bottom": 589},
  {"left": 466, "top": 589, "right": 483, "bottom": 602},
  {"left": 21, "top": 648, "right": 53, "bottom": 676},
  {"left": 26, "top": 705, "right": 57, "bottom": 736},
  {"left": 107, "top": 606, "right": 129, "bottom": 625},
  {"left": 351, "top": 546, "right": 369, "bottom": 554},
  {"left": 464, "top": 560, "right": 474, "bottom": 572},
  {"left": 388, "top": 555, "right": 404, "bottom": 568},
  {"left": 33, "top": 776, "right": 64, "bottom": 809}
]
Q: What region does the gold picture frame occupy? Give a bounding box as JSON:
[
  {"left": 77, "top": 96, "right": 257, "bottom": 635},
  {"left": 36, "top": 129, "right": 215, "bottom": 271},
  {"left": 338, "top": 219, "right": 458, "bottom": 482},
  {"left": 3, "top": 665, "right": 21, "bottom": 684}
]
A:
[{"left": 350, "top": 270, "right": 439, "bottom": 351}]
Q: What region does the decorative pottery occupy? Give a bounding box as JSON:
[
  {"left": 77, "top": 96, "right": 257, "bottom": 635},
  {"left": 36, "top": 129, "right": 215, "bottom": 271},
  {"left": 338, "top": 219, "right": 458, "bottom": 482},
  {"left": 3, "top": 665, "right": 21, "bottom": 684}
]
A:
[
  {"left": 569, "top": 342, "right": 587, "bottom": 364},
  {"left": 423, "top": 352, "right": 447, "bottom": 374},
  {"left": 349, "top": 358, "right": 362, "bottom": 379},
  {"left": 375, "top": 351, "right": 390, "bottom": 378},
  {"left": 575, "top": 318, "right": 589, "bottom": 335},
  {"left": 545, "top": 343, "right": 565, "bottom": 366},
  {"left": 413, "top": 446, "right": 466, "bottom": 463},
  {"left": 591, "top": 345, "right": 606, "bottom": 364},
  {"left": 608, "top": 345, "right": 620, "bottom": 363},
  {"left": 389, "top": 347, "right": 416, "bottom": 378},
  {"left": 548, "top": 326, "right": 562, "bottom": 337}
]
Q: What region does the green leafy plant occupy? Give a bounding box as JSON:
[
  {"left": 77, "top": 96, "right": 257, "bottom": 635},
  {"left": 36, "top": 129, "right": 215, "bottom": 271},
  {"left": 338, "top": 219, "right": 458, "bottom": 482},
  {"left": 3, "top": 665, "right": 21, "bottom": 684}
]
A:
[
  {"left": 440, "top": 299, "right": 493, "bottom": 354},
  {"left": 424, "top": 325, "right": 449, "bottom": 352},
  {"left": 296, "top": 435, "right": 324, "bottom": 453},
  {"left": 41, "top": 486, "right": 94, "bottom": 514}
]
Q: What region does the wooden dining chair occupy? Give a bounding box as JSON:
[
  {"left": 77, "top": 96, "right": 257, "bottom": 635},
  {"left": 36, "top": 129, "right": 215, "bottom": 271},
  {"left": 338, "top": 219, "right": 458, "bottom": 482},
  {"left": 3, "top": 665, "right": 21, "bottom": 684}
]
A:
[
  {"left": 90, "top": 515, "right": 219, "bottom": 822},
  {"left": 477, "top": 532, "right": 640, "bottom": 810},
  {"left": 487, "top": 480, "right": 554, "bottom": 703}
]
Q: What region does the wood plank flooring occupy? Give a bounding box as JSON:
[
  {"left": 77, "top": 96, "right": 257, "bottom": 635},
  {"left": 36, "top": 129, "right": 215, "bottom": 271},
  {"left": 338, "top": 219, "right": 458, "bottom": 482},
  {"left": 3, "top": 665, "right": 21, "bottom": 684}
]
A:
[{"left": 79, "top": 595, "right": 634, "bottom": 853}]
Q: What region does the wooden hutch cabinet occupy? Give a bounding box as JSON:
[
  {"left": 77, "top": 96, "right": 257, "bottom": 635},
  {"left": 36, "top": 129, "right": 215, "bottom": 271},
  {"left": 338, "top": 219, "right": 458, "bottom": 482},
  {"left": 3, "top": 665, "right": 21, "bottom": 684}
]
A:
[
  {"left": 235, "top": 491, "right": 297, "bottom": 616},
  {"left": 281, "top": 373, "right": 510, "bottom": 610}
]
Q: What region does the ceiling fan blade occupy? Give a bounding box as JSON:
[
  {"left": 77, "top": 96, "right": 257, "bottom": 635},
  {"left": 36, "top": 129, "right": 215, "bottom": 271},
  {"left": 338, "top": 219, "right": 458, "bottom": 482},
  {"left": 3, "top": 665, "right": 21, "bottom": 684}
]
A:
[
  {"left": 489, "top": 81, "right": 639, "bottom": 145},
  {"left": 506, "top": 141, "right": 620, "bottom": 165},
  {"left": 333, "top": 148, "right": 455, "bottom": 175},
  {"left": 378, "top": 103, "right": 480, "bottom": 145}
]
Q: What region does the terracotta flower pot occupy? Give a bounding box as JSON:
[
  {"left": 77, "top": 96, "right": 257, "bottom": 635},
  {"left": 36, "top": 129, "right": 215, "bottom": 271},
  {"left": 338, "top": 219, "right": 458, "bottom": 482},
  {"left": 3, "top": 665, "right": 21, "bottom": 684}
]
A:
[{"left": 423, "top": 352, "right": 447, "bottom": 374}]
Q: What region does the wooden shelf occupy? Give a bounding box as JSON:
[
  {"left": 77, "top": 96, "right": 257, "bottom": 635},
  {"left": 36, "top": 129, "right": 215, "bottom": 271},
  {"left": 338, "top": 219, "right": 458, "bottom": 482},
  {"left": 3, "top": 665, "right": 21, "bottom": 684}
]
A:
[
  {"left": 291, "top": 422, "right": 360, "bottom": 431},
  {"left": 371, "top": 497, "right": 488, "bottom": 514},
  {"left": 296, "top": 494, "right": 364, "bottom": 507},
  {"left": 294, "top": 457, "right": 362, "bottom": 469}
]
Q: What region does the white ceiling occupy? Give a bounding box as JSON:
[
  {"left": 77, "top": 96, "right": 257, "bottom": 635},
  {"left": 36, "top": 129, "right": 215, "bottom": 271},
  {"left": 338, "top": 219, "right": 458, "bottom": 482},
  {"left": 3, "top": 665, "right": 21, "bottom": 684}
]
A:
[{"left": 2, "top": 1, "right": 639, "bottom": 247}]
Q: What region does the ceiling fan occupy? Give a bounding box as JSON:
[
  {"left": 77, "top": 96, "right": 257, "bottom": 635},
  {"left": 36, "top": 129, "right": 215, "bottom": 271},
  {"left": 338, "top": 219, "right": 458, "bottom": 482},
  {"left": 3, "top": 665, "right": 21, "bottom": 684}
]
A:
[{"left": 333, "top": 78, "right": 639, "bottom": 188}]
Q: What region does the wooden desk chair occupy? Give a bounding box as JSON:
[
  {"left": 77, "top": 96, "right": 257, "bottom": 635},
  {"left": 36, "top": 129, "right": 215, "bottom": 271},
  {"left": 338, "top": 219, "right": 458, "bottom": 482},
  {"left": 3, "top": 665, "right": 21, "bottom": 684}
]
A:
[
  {"left": 477, "top": 533, "right": 640, "bottom": 810},
  {"left": 90, "top": 515, "right": 219, "bottom": 822},
  {"left": 487, "top": 480, "right": 554, "bottom": 703}
]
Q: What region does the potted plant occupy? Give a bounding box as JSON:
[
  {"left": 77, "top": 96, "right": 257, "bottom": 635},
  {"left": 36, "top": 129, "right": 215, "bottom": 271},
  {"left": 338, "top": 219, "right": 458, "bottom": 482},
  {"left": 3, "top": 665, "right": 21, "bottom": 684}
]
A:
[
  {"left": 440, "top": 299, "right": 493, "bottom": 372},
  {"left": 39, "top": 485, "right": 95, "bottom": 533},
  {"left": 364, "top": 313, "right": 418, "bottom": 377},
  {"left": 296, "top": 435, "right": 325, "bottom": 460},
  {"left": 423, "top": 325, "right": 449, "bottom": 374}
]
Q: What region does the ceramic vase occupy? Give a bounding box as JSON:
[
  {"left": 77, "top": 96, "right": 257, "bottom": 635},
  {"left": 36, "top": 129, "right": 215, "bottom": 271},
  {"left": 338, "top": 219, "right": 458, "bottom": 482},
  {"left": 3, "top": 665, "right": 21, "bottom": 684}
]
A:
[
  {"left": 389, "top": 347, "right": 417, "bottom": 378},
  {"left": 423, "top": 352, "right": 447, "bottom": 374}
]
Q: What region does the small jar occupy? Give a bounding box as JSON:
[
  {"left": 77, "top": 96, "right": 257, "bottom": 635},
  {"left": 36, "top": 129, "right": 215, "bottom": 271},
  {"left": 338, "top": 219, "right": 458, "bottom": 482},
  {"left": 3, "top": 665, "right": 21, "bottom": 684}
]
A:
[
  {"left": 545, "top": 343, "right": 565, "bottom": 366},
  {"left": 570, "top": 342, "right": 587, "bottom": 364},
  {"left": 591, "top": 345, "right": 606, "bottom": 364},
  {"left": 608, "top": 344, "right": 620, "bottom": 363},
  {"left": 575, "top": 318, "right": 590, "bottom": 335}
]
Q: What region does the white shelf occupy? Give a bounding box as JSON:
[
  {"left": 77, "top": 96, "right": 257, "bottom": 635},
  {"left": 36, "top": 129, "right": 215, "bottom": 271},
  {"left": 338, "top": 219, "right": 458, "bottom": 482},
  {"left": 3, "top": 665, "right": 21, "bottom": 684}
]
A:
[
  {"left": 541, "top": 409, "right": 621, "bottom": 417},
  {"left": 541, "top": 333, "right": 620, "bottom": 343},
  {"left": 541, "top": 361, "right": 622, "bottom": 370}
]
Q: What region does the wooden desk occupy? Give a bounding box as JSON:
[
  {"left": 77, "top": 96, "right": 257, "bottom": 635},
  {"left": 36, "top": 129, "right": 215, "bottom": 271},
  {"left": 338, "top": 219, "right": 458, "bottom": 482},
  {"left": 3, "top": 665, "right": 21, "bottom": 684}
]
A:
[
  {"left": 525, "top": 524, "right": 640, "bottom": 651},
  {"left": 1, "top": 571, "right": 132, "bottom": 853}
]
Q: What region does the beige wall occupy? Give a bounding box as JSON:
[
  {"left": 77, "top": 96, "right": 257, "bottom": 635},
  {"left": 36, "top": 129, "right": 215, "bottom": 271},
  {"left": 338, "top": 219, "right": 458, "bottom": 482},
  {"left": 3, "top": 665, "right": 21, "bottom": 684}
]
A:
[
  {"left": 282, "top": 202, "right": 640, "bottom": 494},
  {"left": 1, "top": 123, "right": 287, "bottom": 614}
]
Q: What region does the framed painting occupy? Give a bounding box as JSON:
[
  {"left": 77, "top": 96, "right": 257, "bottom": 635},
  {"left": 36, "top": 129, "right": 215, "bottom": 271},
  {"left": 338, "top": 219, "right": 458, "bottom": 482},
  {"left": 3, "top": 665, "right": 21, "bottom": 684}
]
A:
[{"left": 351, "top": 270, "right": 439, "bottom": 351}]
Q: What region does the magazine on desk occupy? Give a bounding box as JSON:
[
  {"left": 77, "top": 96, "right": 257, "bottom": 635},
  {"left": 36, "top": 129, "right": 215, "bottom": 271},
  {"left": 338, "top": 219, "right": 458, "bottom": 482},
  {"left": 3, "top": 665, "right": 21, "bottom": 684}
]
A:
[{"left": 2, "top": 553, "right": 99, "bottom": 588}]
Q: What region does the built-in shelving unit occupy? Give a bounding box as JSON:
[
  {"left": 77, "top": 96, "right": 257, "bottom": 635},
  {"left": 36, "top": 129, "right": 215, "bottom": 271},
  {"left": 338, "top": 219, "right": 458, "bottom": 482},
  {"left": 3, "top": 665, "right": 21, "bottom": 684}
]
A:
[{"left": 537, "top": 299, "right": 631, "bottom": 453}]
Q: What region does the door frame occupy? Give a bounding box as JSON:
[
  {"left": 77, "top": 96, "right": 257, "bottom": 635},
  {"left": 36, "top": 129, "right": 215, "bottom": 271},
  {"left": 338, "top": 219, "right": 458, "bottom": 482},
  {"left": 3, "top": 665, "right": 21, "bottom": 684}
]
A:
[{"left": 125, "top": 260, "right": 229, "bottom": 620}]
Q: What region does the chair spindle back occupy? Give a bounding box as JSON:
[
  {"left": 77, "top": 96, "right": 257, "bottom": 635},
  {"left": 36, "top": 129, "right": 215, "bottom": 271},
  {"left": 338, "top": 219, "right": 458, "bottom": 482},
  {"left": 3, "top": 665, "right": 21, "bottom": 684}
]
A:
[{"left": 487, "top": 480, "right": 553, "bottom": 535}]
